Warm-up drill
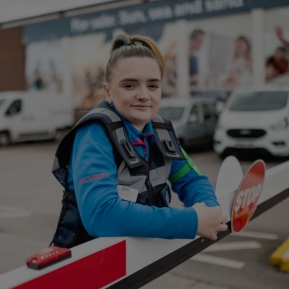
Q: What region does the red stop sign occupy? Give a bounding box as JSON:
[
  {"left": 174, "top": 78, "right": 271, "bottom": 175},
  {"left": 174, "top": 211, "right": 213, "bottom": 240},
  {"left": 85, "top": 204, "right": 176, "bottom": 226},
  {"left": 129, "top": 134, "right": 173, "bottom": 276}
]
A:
[{"left": 231, "top": 160, "right": 266, "bottom": 233}]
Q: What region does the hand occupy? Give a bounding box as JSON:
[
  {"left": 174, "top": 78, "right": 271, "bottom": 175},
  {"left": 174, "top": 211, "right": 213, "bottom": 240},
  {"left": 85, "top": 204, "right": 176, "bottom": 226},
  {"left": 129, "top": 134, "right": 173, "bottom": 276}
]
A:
[
  {"left": 275, "top": 26, "right": 284, "bottom": 41},
  {"left": 192, "top": 203, "right": 228, "bottom": 241}
]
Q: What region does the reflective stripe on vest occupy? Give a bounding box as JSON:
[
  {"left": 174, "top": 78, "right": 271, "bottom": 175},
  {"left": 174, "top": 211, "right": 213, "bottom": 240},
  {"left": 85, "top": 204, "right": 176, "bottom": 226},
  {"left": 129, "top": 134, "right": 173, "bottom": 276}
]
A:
[{"left": 117, "top": 158, "right": 172, "bottom": 194}]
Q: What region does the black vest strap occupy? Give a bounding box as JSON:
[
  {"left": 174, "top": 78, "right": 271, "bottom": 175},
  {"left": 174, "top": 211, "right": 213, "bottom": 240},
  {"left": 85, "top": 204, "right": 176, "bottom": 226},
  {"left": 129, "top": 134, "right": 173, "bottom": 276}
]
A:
[{"left": 152, "top": 115, "right": 185, "bottom": 160}]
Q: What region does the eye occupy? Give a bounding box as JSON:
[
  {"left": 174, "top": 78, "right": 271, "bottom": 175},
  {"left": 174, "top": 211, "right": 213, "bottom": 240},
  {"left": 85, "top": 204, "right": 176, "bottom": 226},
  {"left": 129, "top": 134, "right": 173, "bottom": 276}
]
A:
[
  {"left": 123, "top": 83, "right": 136, "bottom": 89},
  {"left": 148, "top": 84, "right": 159, "bottom": 89}
]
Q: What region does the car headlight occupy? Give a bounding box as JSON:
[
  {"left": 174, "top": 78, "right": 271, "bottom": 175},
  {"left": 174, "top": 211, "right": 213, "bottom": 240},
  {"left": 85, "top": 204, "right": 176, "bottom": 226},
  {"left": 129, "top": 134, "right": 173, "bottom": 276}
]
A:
[{"left": 271, "top": 118, "right": 289, "bottom": 131}]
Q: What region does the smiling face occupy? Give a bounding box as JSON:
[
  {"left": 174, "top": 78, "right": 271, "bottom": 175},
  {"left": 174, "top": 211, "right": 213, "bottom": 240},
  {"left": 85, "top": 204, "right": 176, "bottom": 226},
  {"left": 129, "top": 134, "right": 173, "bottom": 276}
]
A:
[{"left": 104, "top": 56, "right": 162, "bottom": 131}]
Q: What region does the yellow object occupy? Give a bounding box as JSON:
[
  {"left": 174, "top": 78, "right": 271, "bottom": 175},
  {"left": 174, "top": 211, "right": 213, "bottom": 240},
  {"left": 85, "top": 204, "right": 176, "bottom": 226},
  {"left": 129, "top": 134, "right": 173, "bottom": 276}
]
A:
[
  {"left": 280, "top": 250, "right": 289, "bottom": 273},
  {"left": 270, "top": 238, "right": 289, "bottom": 272}
]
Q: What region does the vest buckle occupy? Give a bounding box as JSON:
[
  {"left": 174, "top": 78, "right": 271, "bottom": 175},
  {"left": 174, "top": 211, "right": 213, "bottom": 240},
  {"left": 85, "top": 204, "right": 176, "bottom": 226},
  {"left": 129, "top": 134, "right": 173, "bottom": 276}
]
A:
[
  {"left": 162, "top": 139, "right": 176, "bottom": 154},
  {"left": 121, "top": 140, "right": 137, "bottom": 161}
]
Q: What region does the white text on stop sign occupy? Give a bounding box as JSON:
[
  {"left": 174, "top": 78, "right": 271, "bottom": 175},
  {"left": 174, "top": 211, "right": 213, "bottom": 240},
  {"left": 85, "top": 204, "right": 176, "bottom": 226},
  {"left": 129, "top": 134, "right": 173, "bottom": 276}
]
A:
[{"left": 234, "top": 184, "right": 262, "bottom": 212}]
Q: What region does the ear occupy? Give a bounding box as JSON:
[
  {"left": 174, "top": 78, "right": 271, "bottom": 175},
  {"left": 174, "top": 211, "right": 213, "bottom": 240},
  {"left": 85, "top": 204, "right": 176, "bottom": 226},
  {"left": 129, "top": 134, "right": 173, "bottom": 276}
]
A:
[{"left": 103, "top": 83, "right": 111, "bottom": 102}]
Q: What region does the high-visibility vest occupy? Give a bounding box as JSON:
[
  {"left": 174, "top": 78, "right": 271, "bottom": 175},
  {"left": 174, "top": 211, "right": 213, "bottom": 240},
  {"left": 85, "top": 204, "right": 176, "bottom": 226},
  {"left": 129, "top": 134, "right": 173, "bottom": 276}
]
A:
[{"left": 51, "top": 100, "right": 185, "bottom": 248}]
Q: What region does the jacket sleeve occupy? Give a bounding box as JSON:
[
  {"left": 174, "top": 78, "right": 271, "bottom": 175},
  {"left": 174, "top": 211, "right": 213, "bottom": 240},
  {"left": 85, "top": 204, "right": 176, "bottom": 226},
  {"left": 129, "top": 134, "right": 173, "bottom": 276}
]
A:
[
  {"left": 70, "top": 122, "right": 199, "bottom": 239},
  {"left": 169, "top": 149, "right": 220, "bottom": 208}
]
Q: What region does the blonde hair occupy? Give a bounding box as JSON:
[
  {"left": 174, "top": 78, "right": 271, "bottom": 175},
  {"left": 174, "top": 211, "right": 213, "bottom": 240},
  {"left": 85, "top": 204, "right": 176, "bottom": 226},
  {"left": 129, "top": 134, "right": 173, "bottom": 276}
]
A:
[{"left": 105, "top": 34, "right": 166, "bottom": 82}]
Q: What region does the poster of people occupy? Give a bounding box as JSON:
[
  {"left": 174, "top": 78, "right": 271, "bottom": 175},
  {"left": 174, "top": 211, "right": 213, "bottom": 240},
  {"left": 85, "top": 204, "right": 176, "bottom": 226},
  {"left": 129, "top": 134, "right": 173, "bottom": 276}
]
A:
[
  {"left": 150, "top": 22, "right": 179, "bottom": 98},
  {"left": 25, "top": 21, "right": 179, "bottom": 112},
  {"left": 25, "top": 40, "right": 64, "bottom": 92},
  {"left": 67, "top": 32, "right": 109, "bottom": 108},
  {"left": 265, "top": 7, "right": 289, "bottom": 84},
  {"left": 25, "top": 9, "right": 264, "bottom": 106},
  {"left": 23, "top": 1, "right": 289, "bottom": 115},
  {"left": 187, "top": 13, "right": 252, "bottom": 99}
]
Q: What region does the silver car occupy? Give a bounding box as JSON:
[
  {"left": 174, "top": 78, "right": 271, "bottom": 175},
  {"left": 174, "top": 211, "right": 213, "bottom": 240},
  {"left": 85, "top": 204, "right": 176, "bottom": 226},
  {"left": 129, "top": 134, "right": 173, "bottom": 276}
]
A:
[{"left": 158, "top": 97, "right": 219, "bottom": 149}]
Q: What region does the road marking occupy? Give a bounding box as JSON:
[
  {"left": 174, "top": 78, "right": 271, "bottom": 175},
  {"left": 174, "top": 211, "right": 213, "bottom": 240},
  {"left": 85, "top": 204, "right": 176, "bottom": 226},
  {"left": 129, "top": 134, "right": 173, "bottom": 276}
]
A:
[
  {"left": 191, "top": 254, "right": 245, "bottom": 269},
  {"left": 204, "top": 241, "right": 261, "bottom": 252},
  {"left": 232, "top": 230, "right": 278, "bottom": 240},
  {"left": 191, "top": 241, "right": 261, "bottom": 269},
  {"left": 192, "top": 232, "right": 279, "bottom": 269},
  {"left": 0, "top": 205, "right": 30, "bottom": 219}
]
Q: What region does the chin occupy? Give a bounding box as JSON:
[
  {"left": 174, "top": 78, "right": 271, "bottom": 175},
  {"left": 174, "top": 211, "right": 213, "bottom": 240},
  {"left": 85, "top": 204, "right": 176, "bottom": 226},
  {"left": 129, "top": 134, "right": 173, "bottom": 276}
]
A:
[{"left": 132, "top": 115, "right": 151, "bottom": 125}]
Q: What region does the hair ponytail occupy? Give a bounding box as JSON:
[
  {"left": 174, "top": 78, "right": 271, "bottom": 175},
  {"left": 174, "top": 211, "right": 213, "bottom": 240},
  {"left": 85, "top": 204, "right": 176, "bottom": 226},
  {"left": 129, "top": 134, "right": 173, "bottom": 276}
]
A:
[{"left": 105, "top": 33, "right": 165, "bottom": 82}]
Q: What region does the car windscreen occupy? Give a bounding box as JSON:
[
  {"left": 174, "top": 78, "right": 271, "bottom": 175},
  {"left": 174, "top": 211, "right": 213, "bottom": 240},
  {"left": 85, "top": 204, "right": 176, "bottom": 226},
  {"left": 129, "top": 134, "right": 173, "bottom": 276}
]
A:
[
  {"left": 157, "top": 106, "right": 184, "bottom": 120},
  {"left": 229, "top": 91, "right": 288, "bottom": 111}
]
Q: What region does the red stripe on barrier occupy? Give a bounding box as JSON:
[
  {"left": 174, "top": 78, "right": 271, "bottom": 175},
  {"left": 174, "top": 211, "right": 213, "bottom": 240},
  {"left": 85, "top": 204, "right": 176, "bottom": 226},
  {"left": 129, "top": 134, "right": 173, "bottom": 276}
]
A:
[{"left": 13, "top": 240, "right": 126, "bottom": 289}]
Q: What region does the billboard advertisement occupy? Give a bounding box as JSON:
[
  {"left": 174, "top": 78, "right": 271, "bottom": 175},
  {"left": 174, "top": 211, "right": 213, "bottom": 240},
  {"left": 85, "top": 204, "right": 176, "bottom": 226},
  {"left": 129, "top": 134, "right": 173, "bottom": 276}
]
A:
[{"left": 265, "top": 7, "right": 289, "bottom": 84}]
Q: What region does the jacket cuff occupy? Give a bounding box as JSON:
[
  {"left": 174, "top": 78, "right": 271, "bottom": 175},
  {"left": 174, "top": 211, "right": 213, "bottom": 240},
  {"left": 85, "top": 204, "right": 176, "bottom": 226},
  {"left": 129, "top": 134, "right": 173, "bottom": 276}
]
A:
[{"left": 173, "top": 207, "right": 198, "bottom": 239}]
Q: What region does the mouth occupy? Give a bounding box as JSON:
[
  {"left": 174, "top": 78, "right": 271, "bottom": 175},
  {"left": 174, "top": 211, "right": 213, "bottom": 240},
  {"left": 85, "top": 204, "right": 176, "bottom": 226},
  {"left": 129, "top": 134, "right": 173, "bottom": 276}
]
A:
[{"left": 132, "top": 104, "right": 151, "bottom": 108}]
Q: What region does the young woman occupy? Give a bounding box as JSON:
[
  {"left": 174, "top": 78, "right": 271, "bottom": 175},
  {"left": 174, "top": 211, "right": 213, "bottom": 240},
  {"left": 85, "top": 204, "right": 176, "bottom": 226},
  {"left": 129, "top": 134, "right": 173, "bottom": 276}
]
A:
[
  {"left": 51, "top": 34, "right": 228, "bottom": 248},
  {"left": 224, "top": 36, "right": 252, "bottom": 85}
]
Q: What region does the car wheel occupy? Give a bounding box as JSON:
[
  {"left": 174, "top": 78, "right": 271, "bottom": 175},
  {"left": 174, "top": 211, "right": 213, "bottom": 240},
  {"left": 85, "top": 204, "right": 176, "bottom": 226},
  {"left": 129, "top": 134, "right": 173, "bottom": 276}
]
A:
[{"left": 0, "top": 132, "right": 10, "bottom": 146}]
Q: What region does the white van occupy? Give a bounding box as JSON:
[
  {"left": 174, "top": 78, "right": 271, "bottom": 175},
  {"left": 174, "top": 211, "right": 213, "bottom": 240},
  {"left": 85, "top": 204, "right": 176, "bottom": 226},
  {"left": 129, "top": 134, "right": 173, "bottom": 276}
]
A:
[
  {"left": 0, "top": 91, "right": 75, "bottom": 146},
  {"left": 213, "top": 85, "right": 289, "bottom": 158}
]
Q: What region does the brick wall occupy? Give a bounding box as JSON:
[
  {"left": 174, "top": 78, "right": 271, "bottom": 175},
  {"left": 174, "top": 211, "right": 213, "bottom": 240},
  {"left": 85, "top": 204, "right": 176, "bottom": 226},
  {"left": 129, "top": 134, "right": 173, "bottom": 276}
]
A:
[{"left": 0, "top": 27, "right": 25, "bottom": 91}]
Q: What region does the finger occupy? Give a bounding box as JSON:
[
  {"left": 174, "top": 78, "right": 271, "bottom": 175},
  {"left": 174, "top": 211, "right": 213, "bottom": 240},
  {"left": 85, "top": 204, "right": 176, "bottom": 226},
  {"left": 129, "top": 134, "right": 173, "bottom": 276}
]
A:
[
  {"left": 218, "top": 223, "right": 228, "bottom": 232},
  {"left": 208, "top": 233, "right": 218, "bottom": 241}
]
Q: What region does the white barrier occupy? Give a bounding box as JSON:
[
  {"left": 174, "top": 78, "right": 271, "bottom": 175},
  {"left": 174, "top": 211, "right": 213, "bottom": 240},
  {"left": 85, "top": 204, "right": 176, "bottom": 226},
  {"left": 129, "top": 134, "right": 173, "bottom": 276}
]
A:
[{"left": 1, "top": 160, "right": 289, "bottom": 289}]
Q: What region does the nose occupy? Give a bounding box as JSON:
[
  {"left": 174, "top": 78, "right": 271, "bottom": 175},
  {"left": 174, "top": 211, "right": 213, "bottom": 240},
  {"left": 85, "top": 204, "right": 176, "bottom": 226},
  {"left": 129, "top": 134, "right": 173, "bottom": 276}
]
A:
[{"left": 137, "top": 86, "right": 150, "bottom": 101}]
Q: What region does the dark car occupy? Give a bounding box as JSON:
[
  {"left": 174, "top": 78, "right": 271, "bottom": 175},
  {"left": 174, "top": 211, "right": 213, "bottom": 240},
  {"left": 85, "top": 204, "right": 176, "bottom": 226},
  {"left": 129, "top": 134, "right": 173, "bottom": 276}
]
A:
[{"left": 158, "top": 96, "right": 219, "bottom": 149}]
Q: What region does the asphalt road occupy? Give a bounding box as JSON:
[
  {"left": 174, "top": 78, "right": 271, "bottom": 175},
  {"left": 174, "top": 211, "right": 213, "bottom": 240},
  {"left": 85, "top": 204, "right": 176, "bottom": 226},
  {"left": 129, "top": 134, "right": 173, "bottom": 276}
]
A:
[{"left": 0, "top": 141, "right": 289, "bottom": 289}]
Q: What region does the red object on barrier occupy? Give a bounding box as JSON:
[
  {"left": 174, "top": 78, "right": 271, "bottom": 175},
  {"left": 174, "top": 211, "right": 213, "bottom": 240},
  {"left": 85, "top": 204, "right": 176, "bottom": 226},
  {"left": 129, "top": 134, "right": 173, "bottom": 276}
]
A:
[
  {"left": 13, "top": 240, "right": 126, "bottom": 289},
  {"left": 231, "top": 160, "right": 266, "bottom": 233},
  {"left": 26, "top": 246, "right": 71, "bottom": 270}
]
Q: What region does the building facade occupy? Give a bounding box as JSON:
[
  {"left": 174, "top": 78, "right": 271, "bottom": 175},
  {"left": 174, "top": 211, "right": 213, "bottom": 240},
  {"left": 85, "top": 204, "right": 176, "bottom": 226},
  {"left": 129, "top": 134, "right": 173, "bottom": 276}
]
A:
[{"left": 1, "top": 0, "right": 289, "bottom": 106}]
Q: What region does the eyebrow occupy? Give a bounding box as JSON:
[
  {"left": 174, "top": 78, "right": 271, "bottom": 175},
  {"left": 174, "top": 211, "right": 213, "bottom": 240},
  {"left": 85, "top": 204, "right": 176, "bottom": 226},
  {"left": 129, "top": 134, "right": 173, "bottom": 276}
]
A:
[{"left": 120, "top": 78, "right": 161, "bottom": 82}]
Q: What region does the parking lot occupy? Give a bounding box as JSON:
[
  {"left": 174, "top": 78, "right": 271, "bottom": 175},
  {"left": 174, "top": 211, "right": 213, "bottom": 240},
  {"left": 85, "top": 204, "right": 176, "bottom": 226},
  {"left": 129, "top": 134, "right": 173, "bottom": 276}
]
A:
[{"left": 0, "top": 141, "right": 289, "bottom": 288}]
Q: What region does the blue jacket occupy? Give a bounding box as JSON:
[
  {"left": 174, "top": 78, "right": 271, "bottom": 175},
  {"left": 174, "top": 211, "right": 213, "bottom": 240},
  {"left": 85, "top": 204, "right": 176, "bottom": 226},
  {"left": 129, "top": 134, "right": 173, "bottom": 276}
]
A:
[{"left": 66, "top": 107, "right": 219, "bottom": 239}]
